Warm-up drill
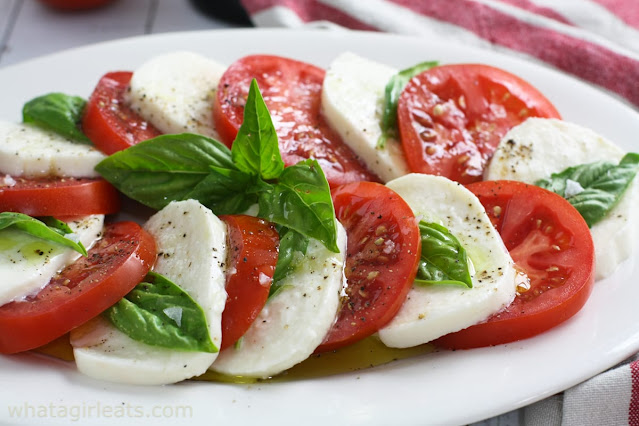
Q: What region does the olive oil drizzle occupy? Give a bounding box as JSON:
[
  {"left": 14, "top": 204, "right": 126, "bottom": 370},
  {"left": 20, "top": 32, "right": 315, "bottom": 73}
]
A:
[{"left": 34, "top": 334, "right": 434, "bottom": 383}]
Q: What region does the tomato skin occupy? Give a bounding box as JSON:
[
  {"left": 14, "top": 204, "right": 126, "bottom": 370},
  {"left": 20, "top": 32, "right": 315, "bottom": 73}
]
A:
[
  {"left": 398, "top": 64, "right": 561, "bottom": 184},
  {"left": 0, "top": 175, "right": 121, "bottom": 217},
  {"left": 82, "top": 71, "right": 162, "bottom": 155},
  {"left": 315, "top": 182, "right": 421, "bottom": 353},
  {"left": 0, "top": 221, "right": 157, "bottom": 354},
  {"left": 219, "top": 215, "right": 279, "bottom": 350},
  {"left": 213, "top": 54, "right": 380, "bottom": 187},
  {"left": 434, "top": 180, "right": 595, "bottom": 349}
]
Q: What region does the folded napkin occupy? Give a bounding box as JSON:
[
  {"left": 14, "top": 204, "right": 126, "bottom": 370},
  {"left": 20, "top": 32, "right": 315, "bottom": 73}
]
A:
[
  {"left": 238, "top": 1, "right": 639, "bottom": 424},
  {"left": 240, "top": 0, "right": 639, "bottom": 109}
]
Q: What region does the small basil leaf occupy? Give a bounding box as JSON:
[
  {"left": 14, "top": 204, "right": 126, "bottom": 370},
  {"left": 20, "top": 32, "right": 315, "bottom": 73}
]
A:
[
  {"left": 0, "top": 212, "right": 87, "bottom": 256},
  {"left": 378, "top": 61, "right": 438, "bottom": 148},
  {"left": 258, "top": 159, "right": 339, "bottom": 253},
  {"left": 269, "top": 227, "right": 309, "bottom": 298},
  {"left": 414, "top": 221, "right": 472, "bottom": 288},
  {"left": 232, "top": 79, "right": 285, "bottom": 180},
  {"left": 105, "top": 271, "right": 217, "bottom": 353},
  {"left": 535, "top": 152, "right": 639, "bottom": 227},
  {"left": 39, "top": 216, "right": 74, "bottom": 236},
  {"left": 95, "top": 133, "right": 254, "bottom": 213},
  {"left": 22, "top": 93, "right": 90, "bottom": 143}
]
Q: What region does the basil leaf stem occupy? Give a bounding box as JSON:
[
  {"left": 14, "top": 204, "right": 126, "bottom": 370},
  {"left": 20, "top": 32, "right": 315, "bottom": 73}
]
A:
[
  {"left": 535, "top": 152, "right": 639, "bottom": 227},
  {"left": 22, "top": 93, "right": 90, "bottom": 143},
  {"left": 414, "top": 221, "right": 472, "bottom": 288},
  {"left": 0, "top": 212, "right": 87, "bottom": 256},
  {"left": 378, "top": 61, "right": 438, "bottom": 149},
  {"left": 105, "top": 272, "right": 217, "bottom": 353}
]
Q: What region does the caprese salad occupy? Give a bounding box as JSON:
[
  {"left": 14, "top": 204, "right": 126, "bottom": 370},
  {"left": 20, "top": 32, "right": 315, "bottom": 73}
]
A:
[{"left": 0, "top": 48, "right": 637, "bottom": 386}]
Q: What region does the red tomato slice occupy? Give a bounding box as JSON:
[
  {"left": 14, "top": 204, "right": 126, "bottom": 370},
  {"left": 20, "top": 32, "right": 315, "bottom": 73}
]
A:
[
  {"left": 315, "top": 182, "right": 421, "bottom": 353},
  {"left": 219, "top": 215, "right": 279, "bottom": 350},
  {"left": 435, "top": 180, "right": 595, "bottom": 349},
  {"left": 0, "top": 221, "right": 156, "bottom": 354},
  {"left": 0, "top": 175, "right": 121, "bottom": 217},
  {"left": 82, "top": 71, "right": 162, "bottom": 155},
  {"left": 398, "top": 64, "right": 561, "bottom": 184},
  {"left": 213, "top": 54, "right": 380, "bottom": 187}
]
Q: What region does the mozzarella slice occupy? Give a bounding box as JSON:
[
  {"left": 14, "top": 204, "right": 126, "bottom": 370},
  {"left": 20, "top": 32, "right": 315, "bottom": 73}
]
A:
[
  {"left": 127, "top": 51, "right": 226, "bottom": 139},
  {"left": 0, "top": 215, "right": 104, "bottom": 306},
  {"left": 322, "top": 52, "right": 410, "bottom": 182},
  {"left": 485, "top": 117, "right": 639, "bottom": 279},
  {"left": 71, "top": 200, "right": 228, "bottom": 385},
  {"left": 210, "top": 223, "right": 347, "bottom": 379},
  {"left": 0, "top": 122, "right": 105, "bottom": 178},
  {"left": 378, "top": 174, "right": 517, "bottom": 348}
]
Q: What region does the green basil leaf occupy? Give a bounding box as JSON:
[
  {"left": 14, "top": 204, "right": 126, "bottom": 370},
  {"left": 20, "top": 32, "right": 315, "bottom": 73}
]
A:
[
  {"left": 269, "top": 227, "right": 310, "bottom": 298},
  {"left": 232, "top": 79, "right": 285, "bottom": 180},
  {"left": 22, "top": 93, "right": 90, "bottom": 143},
  {"left": 414, "top": 221, "right": 472, "bottom": 288},
  {"left": 95, "top": 133, "right": 254, "bottom": 213},
  {"left": 0, "top": 212, "right": 87, "bottom": 256},
  {"left": 378, "top": 61, "right": 438, "bottom": 149},
  {"left": 258, "top": 159, "right": 339, "bottom": 253},
  {"left": 535, "top": 152, "right": 639, "bottom": 227},
  {"left": 105, "top": 271, "right": 217, "bottom": 353}
]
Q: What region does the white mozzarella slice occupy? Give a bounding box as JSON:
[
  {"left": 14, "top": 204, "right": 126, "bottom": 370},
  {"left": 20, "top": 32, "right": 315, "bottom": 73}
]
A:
[
  {"left": 0, "top": 215, "right": 104, "bottom": 306},
  {"left": 210, "top": 223, "right": 347, "bottom": 379},
  {"left": 485, "top": 117, "right": 639, "bottom": 280},
  {"left": 321, "top": 52, "right": 410, "bottom": 182},
  {"left": 127, "top": 51, "right": 226, "bottom": 139},
  {"left": 378, "top": 174, "right": 517, "bottom": 348},
  {"left": 71, "top": 200, "right": 228, "bottom": 385},
  {"left": 0, "top": 122, "right": 105, "bottom": 178}
]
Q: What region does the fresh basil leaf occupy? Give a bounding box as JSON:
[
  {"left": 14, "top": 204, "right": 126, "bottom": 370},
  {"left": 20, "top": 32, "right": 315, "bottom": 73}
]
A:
[
  {"left": 95, "top": 133, "right": 254, "bottom": 213},
  {"left": 269, "top": 227, "right": 310, "bottom": 298},
  {"left": 414, "top": 221, "right": 472, "bottom": 288},
  {"left": 258, "top": 159, "right": 339, "bottom": 253},
  {"left": 105, "top": 271, "right": 217, "bottom": 353},
  {"left": 535, "top": 152, "right": 639, "bottom": 227},
  {"left": 22, "top": 93, "right": 90, "bottom": 143},
  {"left": 378, "top": 61, "right": 438, "bottom": 148},
  {"left": 39, "top": 216, "right": 74, "bottom": 235},
  {"left": 0, "top": 212, "right": 87, "bottom": 256},
  {"left": 232, "top": 79, "right": 285, "bottom": 180}
]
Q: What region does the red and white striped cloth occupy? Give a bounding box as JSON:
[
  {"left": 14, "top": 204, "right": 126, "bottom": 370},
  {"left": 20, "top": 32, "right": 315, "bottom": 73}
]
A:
[
  {"left": 240, "top": 0, "right": 639, "bottom": 110},
  {"left": 238, "top": 1, "right": 639, "bottom": 424}
]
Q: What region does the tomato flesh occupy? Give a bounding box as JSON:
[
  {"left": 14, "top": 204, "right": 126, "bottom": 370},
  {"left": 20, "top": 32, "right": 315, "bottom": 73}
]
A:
[
  {"left": 213, "top": 54, "right": 379, "bottom": 187},
  {"left": 315, "top": 182, "right": 421, "bottom": 353},
  {"left": 220, "top": 215, "right": 279, "bottom": 350},
  {"left": 0, "top": 175, "right": 121, "bottom": 217},
  {"left": 0, "top": 221, "right": 156, "bottom": 354},
  {"left": 82, "top": 71, "right": 162, "bottom": 155},
  {"left": 435, "top": 180, "right": 595, "bottom": 349},
  {"left": 398, "top": 64, "right": 561, "bottom": 184}
]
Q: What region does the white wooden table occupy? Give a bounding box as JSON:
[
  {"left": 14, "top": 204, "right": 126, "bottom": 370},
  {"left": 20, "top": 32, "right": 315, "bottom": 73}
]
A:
[
  {"left": 0, "top": 2, "right": 523, "bottom": 425},
  {"left": 0, "top": 0, "right": 246, "bottom": 67}
]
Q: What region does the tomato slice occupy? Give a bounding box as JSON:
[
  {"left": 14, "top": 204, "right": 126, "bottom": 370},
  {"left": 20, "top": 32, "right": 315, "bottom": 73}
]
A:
[
  {"left": 397, "top": 64, "right": 561, "bottom": 184},
  {"left": 434, "top": 180, "right": 595, "bottom": 349},
  {"left": 0, "top": 221, "right": 156, "bottom": 354},
  {"left": 213, "top": 54, "right": 380, "bottom": 187},
  {"left": 0, "top": 175, "right": 121, "bottom": 217},
  {"left": 315, "top": 182, "right": 421, "bottom": 353},
  {"left": 219, "top": 215, "right": 279, "bottom": 350},
  {"left": 82, "top": 71, "right": 162, "bottom": 155}
]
